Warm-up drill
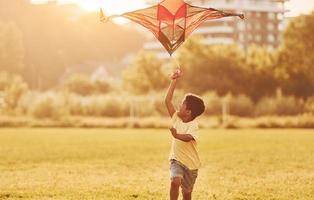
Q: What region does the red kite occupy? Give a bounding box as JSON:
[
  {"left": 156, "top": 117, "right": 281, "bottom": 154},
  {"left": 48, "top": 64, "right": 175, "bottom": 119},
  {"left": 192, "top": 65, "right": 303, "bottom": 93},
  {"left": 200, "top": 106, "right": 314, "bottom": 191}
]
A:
[{"left": 100, "top": 0, "right": 244, "bottom": 56}]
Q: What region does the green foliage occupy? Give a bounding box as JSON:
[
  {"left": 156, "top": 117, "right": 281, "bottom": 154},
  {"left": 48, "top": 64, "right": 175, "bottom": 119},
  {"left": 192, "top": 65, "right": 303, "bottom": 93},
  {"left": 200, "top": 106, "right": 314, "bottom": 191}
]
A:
[
  {"left": 66, "top": 94, "right": 129, "bottom": 117},
  {"left": 202, "top": 91, "right": 222, "bottom": 116},
  {"left": 29, "top": 92, "right": 67, "bottom": 120},
  {"left": 228, "top": 94, "right": 255, "bottom": 117},
  {"left": 245, "top": 45, "right": 277, "bottom": 101},
  {"left": 64, "top": 74, "right": 115, "bottom": 96},
  {"left": 93, "top": 79, "right": 112, "bottom": 94},
  {"left": 85, "top": 96, "right": 129, "bottom": 117},
  {"left": 65, "top": 74, "right": 94, "bottom": 96},
  {"left": 304, "top": 96, "right": 314, "bottom": 114},
  {"left": 0, "top": 71, "right": 10, "bottom": 90},
  {"left": 255, "top": 91, "right": 304, "bottom": 116},
  {"left": 122, "top": 52, "right": 168, "bottom": 94},
  {"left": 202, "top": 92, "right": 254, "bottom": 117},
  {"left": 177, "top": 38, "right": 248, "bottom": 95},
  {"left": 0, "top": 72, "right": 28, "bottom": 111},
  {"left": 276, "top": 11, "right": 314, "bottom": 97}
]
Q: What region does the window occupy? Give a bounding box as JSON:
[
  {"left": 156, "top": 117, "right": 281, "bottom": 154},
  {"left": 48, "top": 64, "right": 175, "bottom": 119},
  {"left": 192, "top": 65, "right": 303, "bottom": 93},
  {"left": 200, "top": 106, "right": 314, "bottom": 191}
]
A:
[
  {"left": 239, "top": 33, "right": 244, "bottom": 41},
  {"left": 256, "top": 23, "right": 261, "bottom": 30},
  {"left": 268, "top": 13, "right": 276, "bottom": 20},
  {"left": 267, "top": 23, "right": 275, "bottom": 31},
  {"left": 268, "top": 34, "right": 275, "bottom": 43},
  {"left": 277, "top": 13, "right": 284, "bottom": 20},
  {"left": 255, "top": 35, "right": 262, "bottom": 42},
  {"left": 247, "top": 24, "right": 252, "bottom": 30},
  {"left": 237, "top": 21, "right": 245, "bottom": 31},
  {"left": 256, "top": 12, "right": 261, "bottom": 18},
  {"left": 248, "top": 34, "right": 253, "bottom": 41}
]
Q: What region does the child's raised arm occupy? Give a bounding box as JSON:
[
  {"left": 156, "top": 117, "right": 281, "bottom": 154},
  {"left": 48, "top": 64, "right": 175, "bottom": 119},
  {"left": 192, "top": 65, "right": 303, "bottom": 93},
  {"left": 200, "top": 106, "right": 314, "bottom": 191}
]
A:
[{"left": 164, "top": 69, "right": 182, "bottom": 117}]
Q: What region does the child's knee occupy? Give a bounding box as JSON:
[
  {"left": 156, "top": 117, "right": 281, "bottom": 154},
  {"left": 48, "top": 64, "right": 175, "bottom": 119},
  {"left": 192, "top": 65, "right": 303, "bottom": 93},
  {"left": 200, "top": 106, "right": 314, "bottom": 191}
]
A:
[
  {"left": 182, "top": 188, "right": 192, "bottom": 195},
  {"left": 171, "top": 177, "right": 182, "bottom": 188}
]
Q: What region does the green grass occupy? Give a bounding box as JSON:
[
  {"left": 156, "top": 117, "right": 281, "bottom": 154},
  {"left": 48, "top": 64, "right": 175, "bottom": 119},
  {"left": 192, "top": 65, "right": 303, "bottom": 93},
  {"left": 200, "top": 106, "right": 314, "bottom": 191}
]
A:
[{"left": 0, "top": 129, "right": 313, "bottom": 200}]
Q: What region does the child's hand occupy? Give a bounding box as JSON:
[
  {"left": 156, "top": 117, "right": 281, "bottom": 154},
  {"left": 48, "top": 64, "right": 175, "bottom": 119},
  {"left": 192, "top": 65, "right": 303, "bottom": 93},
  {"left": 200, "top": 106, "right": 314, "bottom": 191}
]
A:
[
  {"left": 169, "top": 127, "right": 178, "bottom": 138},
  {"left": 171, "top": 69, "right": 182, "bottom": 80}
]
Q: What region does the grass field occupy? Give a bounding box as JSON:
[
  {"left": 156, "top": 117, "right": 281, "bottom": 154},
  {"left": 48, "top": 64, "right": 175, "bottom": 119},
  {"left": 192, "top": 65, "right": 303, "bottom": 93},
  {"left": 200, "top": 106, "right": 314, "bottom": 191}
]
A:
[{"left": 0, "top": 129, "right": 313, "bottom": 200}]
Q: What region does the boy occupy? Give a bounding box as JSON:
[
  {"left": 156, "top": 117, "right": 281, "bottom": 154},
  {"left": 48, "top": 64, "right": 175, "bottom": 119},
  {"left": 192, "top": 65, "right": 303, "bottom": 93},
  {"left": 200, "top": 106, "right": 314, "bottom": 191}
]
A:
[{"left": 165, "top": 69, "right": 205, "bottom": 200}]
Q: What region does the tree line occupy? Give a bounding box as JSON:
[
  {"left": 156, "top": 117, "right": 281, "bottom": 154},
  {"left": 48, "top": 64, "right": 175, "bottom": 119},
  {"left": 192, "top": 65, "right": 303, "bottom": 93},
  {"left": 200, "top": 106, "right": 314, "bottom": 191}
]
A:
[
  {"left": 0, "top": 0, "right": 144, "bottom": 89},
  {"left": 123, "top": 11, "right": 314, "bottom": 101}
]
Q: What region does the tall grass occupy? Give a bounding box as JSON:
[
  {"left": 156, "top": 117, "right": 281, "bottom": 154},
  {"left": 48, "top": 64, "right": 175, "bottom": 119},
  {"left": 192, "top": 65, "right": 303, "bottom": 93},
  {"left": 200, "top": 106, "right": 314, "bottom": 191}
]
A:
[{"left": 1, "top": 88, "right": 314, "bottom": 128}]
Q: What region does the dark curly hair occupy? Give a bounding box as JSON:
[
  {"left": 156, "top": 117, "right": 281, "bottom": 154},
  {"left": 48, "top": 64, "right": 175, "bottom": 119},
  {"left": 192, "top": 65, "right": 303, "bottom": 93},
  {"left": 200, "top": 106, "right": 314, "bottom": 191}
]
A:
[{"left": 184, "top": 94, "right": 205, "bottom": 120}]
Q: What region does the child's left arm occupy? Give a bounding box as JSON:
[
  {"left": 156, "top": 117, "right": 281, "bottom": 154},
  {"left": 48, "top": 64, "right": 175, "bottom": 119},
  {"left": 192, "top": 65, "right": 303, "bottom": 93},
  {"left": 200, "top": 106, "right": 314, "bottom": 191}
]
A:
[{"left": 169, "top": 128, "right": 195, "bottom": 142}]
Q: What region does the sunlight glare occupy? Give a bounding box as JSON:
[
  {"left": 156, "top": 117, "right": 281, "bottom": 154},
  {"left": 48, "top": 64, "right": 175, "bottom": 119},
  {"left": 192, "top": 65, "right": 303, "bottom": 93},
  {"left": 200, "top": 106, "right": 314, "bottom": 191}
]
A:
[{"left": 72, "top": 0, "right": 147, "bottom": 15}]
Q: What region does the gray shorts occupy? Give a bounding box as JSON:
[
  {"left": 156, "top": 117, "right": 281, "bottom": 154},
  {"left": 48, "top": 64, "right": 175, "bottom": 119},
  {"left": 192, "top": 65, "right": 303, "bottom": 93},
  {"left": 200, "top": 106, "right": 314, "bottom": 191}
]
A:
[{"left": 170, "top": 159, "right": 198, "bottom": 191}]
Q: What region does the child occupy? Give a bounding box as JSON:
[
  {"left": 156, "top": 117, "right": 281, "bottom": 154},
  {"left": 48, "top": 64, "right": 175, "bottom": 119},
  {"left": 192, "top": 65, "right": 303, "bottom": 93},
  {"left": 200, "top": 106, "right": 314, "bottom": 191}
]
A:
[{"left": 165, "top": 69, "right": 205, "bottom": 200}]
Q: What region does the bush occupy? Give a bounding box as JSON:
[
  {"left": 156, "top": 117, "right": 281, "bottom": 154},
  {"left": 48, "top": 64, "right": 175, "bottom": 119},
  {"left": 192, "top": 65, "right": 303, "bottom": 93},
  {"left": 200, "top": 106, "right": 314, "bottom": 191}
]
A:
[
  {"left": 154, "top": 94, "right": 168, "bottom": 116},
  {"left": 95, "top": 95, "right": 129, "bottom": 117},
  {"left": 93, "top": 79, "right": 112, "bottom": 94},
  {"left": 29, "top": 92, "right": 67, "bottom": 120},
  {"left": 65, "top": 74, "right": 94, "bottom": 96},
  {"left": 255, "top": 95, "right": 304, "bottom": 116},
  {"left": 154, "top": 89, "right": 186, "bottom": 116},
  {"left": 17, "top": 91, "right": 39, "bottom": 115},
  {"left": 0, "top": 72, "right": 28, "bottom": 111},
  {"left": 132, "top": 96, "right": 157, "bottom": 117},
  {"left": 228, "top": 94, "right": 254, "bottom": 117},
  {"left": 65, "top": 93, "right": 85, "bottom": 116},
  {"left": 202, "top": 91, "right": 222, "bottom": 116},
  {"left": 0, "top": 71, "right": 10, "bottom": 90},
  {"left": 67, "top": 94, "right": 129, "bottom": 117},
  {"left": 0, "top": 116, "right": 29, "bottom": 127},
  {"left": 305, "top": 96, "right": 314, "bottom": 114}
]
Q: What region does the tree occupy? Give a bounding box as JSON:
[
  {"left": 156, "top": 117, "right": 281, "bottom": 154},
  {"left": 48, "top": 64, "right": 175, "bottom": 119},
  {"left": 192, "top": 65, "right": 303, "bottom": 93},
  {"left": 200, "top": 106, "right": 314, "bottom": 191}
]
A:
[
  {"left": 122, "top": 52, "right": 168, "bottom": 94},
  {"left": 276, "top": 11, "right": 314, "bottom": 98},
  {"left": 0, "top": 72, "right": 28, "bottom": 111},
  {"left": 0, "top": 21, "right": 24, "bottom": 74},
  {"left": 245, "top": 45, "right": 278, "bottom": 101},
  {"left": 0, "top": 2, "right": 145, "bottom": 89},
  {"left": 177, "top": 37, "right": 248, "bottom": 96},
  {"left": 64, "top": 74, "right": 94, "bottom": 96}
]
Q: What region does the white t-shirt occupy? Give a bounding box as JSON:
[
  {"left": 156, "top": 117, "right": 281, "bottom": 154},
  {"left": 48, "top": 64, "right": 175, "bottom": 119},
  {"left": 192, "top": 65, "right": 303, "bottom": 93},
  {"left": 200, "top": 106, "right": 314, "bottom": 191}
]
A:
[{"left": 169, "top": 112, "right": 201, "bottom": 169}]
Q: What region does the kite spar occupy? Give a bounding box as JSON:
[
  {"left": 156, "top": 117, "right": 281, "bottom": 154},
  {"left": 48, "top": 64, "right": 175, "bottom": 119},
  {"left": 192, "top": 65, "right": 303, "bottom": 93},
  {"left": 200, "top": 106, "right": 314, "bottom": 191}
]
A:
[{"left": 100, "top": 0, "right": 244, "bottom": 67}]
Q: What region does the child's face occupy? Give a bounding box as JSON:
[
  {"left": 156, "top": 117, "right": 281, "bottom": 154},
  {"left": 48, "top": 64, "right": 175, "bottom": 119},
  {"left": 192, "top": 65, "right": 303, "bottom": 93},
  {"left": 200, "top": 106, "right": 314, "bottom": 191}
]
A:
[{"left": 178, "top": 100, "right": 191, "bottom": 118}]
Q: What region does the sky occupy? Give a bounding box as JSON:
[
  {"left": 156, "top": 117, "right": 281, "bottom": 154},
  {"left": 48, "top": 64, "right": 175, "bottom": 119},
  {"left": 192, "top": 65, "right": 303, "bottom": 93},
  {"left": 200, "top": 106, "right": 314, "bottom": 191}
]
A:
[
  {"left": 31, "top": 0, "right": 314, "bottom": 17},
  {"left": 286, "top": 0, "right": 314, "bottom": 17},
  {"left": 31, "top": 0, "right": 147, "bottom": 15}
]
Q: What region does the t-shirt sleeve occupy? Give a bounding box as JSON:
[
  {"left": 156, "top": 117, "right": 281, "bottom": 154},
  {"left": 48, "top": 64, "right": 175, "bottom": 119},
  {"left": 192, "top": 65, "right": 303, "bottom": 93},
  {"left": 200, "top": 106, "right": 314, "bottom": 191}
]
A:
[{"left": 187, "top": 122, "right": 199, "bottom": 141}]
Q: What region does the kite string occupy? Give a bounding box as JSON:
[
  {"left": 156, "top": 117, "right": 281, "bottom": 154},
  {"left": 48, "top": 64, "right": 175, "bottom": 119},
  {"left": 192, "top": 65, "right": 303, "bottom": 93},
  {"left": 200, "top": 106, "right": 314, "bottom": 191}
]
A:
[
  {"left": 166, "top": 55, "right": 181, "bottom": 78},
  {"left": 170, "top": 55, "right": 182, "bottom": 79},
  {"left": 172, "top": 55, "right": 181, "bottom": 70}
]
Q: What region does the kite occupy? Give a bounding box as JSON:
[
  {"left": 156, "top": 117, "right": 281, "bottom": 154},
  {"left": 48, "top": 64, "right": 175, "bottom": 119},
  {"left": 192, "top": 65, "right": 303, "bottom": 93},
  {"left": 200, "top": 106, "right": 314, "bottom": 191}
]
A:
[{"left": 100, "top": 0, "right": 244, "bottom": 56}]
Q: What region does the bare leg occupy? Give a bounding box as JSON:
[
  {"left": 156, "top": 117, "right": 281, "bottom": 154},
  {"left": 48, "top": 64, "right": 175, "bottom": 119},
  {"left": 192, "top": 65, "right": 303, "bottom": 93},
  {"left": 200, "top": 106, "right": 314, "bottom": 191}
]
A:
[
  {"left": 182, "top": 188, "right": 192, "bottom": 200},
  {"left": 170, "top": 177, "right": 182, "bottom": 200}
]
